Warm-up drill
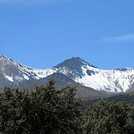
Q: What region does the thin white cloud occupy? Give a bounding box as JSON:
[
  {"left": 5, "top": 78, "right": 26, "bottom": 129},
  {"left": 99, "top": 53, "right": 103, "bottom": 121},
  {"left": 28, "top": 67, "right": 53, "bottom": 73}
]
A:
[{"left": 102, "top": 34, "right": 134, "bottom": 42}]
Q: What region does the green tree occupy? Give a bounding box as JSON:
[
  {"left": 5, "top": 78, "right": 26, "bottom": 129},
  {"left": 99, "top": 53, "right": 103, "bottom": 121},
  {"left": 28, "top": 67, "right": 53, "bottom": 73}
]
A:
[
  {"left": 82, "top": 101, "right": 133, "bottom": 134},
  {"left": 0, "top": 82, "right": 81, "bottom": 134}
]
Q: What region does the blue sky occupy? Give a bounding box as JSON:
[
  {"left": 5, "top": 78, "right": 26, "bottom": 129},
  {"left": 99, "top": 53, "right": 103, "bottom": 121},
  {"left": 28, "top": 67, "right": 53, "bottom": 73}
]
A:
[{"left": 0, "top": 0, "right": 134, "bottom": 68}]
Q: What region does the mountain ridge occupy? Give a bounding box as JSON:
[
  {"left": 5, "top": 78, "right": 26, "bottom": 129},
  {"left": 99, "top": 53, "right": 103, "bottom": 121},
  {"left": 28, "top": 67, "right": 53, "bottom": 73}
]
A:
[{"left": 0, "top": 55, "right": 134, "bottom": 94}]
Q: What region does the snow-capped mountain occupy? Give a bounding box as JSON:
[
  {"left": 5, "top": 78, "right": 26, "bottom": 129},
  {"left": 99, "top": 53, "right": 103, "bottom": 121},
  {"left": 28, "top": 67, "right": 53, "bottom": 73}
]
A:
[
  {"left": 0, "top": 55, "right": 134, "bottom": 93},
  {"left": 0, "top": 55, "right": 39, "bottom": 82},
  {"left": 33, "top": 57, "right": 134, "bottom": 93}
]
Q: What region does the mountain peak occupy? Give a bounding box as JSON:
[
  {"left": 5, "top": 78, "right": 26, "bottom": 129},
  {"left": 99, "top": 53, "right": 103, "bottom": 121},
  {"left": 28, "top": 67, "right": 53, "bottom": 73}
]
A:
[
  {"left": 55, "top": 57, "right": 96, "bottom": 69},
  {"left": 0, "top": 55, "right": 17, "bottom": 66},
  {"left": 0, "top": 54, "right": 8, "bottom": 59},
  {"left": 54, "top": 57, "right": 97, "bottom": 79}
]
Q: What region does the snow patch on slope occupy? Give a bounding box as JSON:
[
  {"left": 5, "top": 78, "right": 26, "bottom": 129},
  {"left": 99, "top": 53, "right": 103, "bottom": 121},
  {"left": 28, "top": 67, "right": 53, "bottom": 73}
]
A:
[
  {"left": 23, "top": 74, "right": 30, "bottom": 80},
  {"left": 5, "top": 75, "right": 14, "bottom": 82},
  {"left": 75, "top": 66, "right": 134, "bottom": 93},
  {"left": 33, "top": 68, "right": 57, "bottom": 78}
]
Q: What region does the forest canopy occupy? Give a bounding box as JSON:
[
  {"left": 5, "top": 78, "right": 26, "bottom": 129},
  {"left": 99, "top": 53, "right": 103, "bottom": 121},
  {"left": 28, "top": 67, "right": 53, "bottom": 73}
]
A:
[{"left": 0, "top": 82, "right": 134, "bottom": 134}]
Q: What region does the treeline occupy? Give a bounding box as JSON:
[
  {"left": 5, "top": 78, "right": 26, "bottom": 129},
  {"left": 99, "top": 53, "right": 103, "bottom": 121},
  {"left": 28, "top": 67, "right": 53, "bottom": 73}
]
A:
[{"left": 0, "top": 82, "right": 134, "bottom": 134}]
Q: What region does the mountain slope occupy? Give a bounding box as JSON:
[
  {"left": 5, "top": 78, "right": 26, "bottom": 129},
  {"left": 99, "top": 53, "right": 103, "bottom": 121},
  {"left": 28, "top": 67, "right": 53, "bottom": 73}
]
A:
[
  {"left": 0, "top": 55, "right": 134, "bottom": 94},
  {"left": 33, "top": 57, "right": 134, "bottom": 93},
  {"left": 0, "top": 55, "right": 40, "bottom": 82}
]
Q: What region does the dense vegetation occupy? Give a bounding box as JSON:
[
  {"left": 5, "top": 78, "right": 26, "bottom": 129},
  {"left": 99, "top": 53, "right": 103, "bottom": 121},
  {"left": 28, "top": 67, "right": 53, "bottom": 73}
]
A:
[
  {"left": 82, "top": 101, "right": 134, "bottom": 134},
  {"left": 0, "top": 82, "right": 134, "bottom": 134}
]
